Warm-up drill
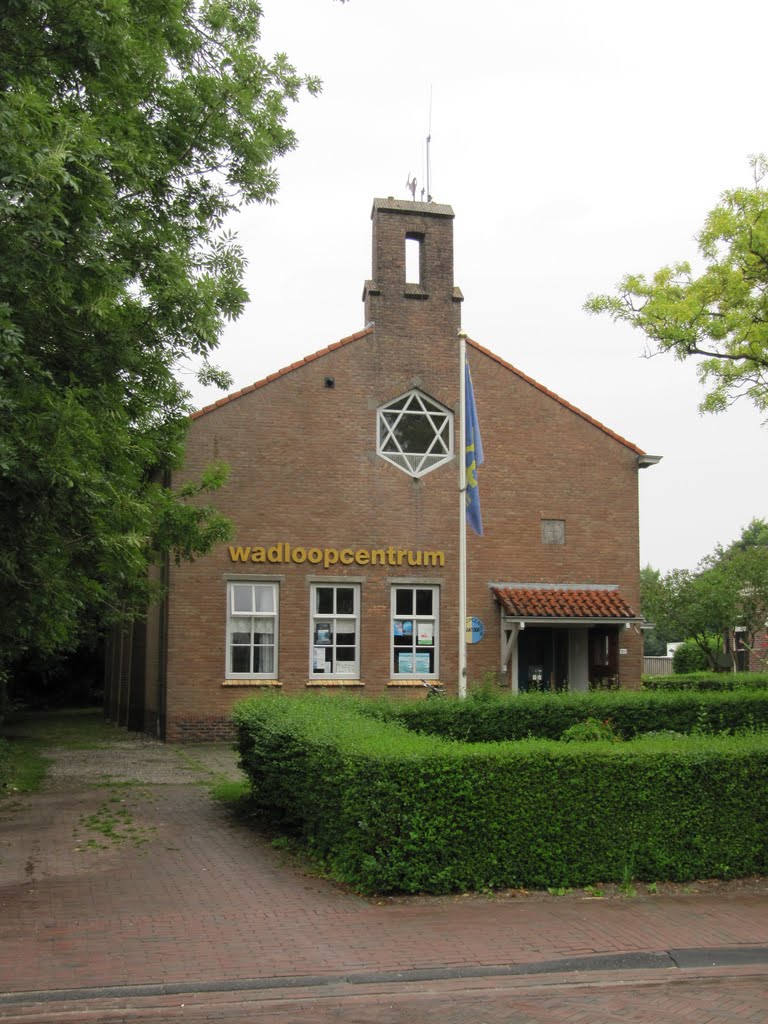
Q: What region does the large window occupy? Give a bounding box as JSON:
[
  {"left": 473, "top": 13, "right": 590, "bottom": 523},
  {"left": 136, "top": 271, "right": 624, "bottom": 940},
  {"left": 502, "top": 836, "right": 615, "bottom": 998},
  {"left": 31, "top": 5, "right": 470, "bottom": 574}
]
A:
[
  {"left": 227, "top": 581, "right": 278, "bottom": 679},
  {"left": 391, "top": 585, "right": 439, "bottom": 678},
  {"left": 310, "top": 583, "right": 360, "bottom": 679},
  {"left": 377, "top": 390, "right": 453, "bottom": 478}
]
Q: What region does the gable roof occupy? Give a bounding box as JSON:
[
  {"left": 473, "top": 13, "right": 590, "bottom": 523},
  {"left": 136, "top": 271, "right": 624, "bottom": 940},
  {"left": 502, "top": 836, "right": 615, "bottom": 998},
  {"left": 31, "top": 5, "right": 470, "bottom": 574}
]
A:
[
  {"left": 190, "top": 327, "right": 374, "bottom": 421},
  {"left": 492, "top": 586, "right": 638, "bottom": 622},
  {"left": 190, "top": 329, "right": 645, "bottom": 455}
]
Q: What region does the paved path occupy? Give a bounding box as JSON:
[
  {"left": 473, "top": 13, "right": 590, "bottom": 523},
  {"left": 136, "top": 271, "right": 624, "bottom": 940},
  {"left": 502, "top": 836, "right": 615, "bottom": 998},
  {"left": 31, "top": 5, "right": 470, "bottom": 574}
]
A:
[{"left": 1, "top": 736, "right": 767, "bottom": 1021}]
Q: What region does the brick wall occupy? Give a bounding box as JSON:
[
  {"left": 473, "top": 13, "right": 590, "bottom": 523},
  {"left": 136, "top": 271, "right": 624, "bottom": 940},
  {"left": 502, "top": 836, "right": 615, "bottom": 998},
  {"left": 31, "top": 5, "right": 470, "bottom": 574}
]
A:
[{"left": 149, "top": 199, "right": 645, "bottom": 740}]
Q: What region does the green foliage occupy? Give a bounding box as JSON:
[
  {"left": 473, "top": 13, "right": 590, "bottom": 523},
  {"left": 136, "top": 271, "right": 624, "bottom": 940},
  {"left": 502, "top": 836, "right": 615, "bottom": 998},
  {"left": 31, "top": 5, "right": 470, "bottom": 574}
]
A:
[
  {"left": 560, "top": 717, "right": 621, "bottom": 743},
  {"left": 640, "top": 565, "right": 677, "bottom": 656},
  {"left": 643, "top": 672, "right": 768, "bottom": 691},
  {"left": 673, "top": 637, "right": 714, "bottom": 674},
  {"left": 233, "top": 695, "right": 768, "bottom": 894},
  {"left": 0, "top": 0, "right": 318, "bottom": 681},
  {"left": 364, "top": 689, "right": 768, "bottom": 741},
  {"left": 586, "top": 155, "right": 768, "bottom": 416}
]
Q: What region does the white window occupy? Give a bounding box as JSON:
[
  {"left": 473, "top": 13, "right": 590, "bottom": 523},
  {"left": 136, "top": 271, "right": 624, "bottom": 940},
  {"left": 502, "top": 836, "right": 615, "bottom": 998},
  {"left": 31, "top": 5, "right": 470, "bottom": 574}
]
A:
[
  {"left": 377, "top": 390, "right": 454, "bottom": 478},
  {"left": 227, "top": 581, "right": 278, "bottom": 678},
  {"left": 310, "top": 583, "right": 360, "bottom": 678},
  {"left": 391, "top": 585, "right": 439, "bottom": 678}
]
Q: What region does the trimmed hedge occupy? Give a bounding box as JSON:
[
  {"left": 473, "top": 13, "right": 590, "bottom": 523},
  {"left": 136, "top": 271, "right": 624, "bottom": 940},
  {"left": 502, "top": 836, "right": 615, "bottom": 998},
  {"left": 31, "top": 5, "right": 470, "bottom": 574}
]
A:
[
  {"left": 643, "top": 672, "right": 768, "bottom": 692},
  {"left": 233, "top": 695, "right": 768, "bottom": 895},
  {"left": 362, "top": 689, "right": 768, "bottom": 741}
]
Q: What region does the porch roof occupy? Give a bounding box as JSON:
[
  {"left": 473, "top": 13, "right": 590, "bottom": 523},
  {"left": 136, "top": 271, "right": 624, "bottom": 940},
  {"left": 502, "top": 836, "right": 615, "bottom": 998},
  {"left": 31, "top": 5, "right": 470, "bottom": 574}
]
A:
[{"left": 491, "top": 586, "right": 638, "bottom": 623}]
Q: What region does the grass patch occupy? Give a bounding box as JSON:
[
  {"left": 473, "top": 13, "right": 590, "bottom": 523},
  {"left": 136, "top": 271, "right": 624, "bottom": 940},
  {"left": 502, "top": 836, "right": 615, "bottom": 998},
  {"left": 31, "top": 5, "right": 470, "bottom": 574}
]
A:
[
  {"left": 4, "top": 707, "right": 119, "bottom": 749},
  {"left": 73, "top": 788, "right": 157, "bottom": 851},
  {"left": 210, "top": 778, "right": 250, "bottom": 804},
  {"left": 1, "top": 707, "right": 119, "bottom": 795}
]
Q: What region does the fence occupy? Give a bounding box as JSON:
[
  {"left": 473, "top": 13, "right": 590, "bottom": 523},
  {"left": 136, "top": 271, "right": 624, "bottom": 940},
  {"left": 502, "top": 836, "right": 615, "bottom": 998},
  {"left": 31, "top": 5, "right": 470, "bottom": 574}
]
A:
[{"left": 643, "top": 656, "right": 674, "bottom": 676}]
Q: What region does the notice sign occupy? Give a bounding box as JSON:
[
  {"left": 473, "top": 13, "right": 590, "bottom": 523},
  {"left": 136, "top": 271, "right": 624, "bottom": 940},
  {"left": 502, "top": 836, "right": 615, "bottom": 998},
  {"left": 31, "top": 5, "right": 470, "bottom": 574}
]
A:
[{"left": 466, "top": 617, "right": 485, "bottom": 644}]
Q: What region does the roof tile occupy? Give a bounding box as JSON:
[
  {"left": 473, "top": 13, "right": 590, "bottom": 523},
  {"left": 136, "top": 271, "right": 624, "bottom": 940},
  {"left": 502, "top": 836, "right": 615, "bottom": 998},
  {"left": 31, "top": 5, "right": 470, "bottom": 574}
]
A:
[{"left": 492, "top": 587, "right": 637, "bottom": 620}]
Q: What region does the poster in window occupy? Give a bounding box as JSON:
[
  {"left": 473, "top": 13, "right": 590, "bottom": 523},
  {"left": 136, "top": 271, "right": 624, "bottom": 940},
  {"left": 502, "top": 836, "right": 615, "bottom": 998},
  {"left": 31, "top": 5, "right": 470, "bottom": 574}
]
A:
[
  {"left": 394, "top": 620, "right": 404, "bottom": 637},
  {"left": 414, "top": 651, "right": 431, "bottom": 673},
  {"left": 335, "top": 661, "right": 356, "bottom": 675},
  {"left": 397, "top": 652, "right": 414, "bottom": 673},
  {"left": 315, "top": 623, "right": 331, "bottom": 645},
  {"left": 417, "top": 623, "right": 433, "bottom": 646},
  {"left": 313, "top": 647, "right": 326, "bottom": 671}
]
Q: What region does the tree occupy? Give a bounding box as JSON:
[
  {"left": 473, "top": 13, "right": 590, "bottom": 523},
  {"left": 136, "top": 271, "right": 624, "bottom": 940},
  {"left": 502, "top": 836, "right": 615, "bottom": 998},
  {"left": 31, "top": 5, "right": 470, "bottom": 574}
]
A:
[
  {"left": 704, "top": 520, "right": 768, "bottom": 670},
  {"left": 639, "top": 564, "right": 675, "bottom": 656},
  {"left": 0, "top": 0, "right": 319, "bottom": 690},
  {"left": 642, "top": 522, "right": 768, "bottom": 673},
  {"left": 585, "top": 155, "right": 768, "bottom": 416},
  {"left": 642, "top": 567, "right": 734, "bottom": 671}
]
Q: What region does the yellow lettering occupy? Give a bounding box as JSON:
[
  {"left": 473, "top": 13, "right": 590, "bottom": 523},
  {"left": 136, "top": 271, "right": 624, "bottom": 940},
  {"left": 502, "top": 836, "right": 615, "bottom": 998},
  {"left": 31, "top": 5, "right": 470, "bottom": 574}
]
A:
[
  {"left": 292, "top": 547, "right": 306, "bottom": 563},
  {"left": 407, "top": 550, "right": 422, "bottom": 567},
  {"left": 355, "top": 550, "right": 370, "bottom": 566},
  {"left": 228, "top": 546, "right": 250, "bottom": 562},
  {"left": 267, "top": 544, "right": 283, "bottom": 564},
  {"left": 250, "top": 547, "right": 266, "bottom": 563},
  {"left": 339, "top": 548, "right": 354, "bottom": 565},
  {"left": 423, "top": 551, "right": 444, "bottom": 567},
  {"left": 307, "top": 548, "right": 323, "bottom": 564},
  {"left": 370, "top": 549, "right": 386, "bottom": 565},
  {"left": 324, "top": 548, "right": 339, "bottom": 568},
  {"left": 396, "top": 550, "right": 406, "bottom": 566},
  {"left": 387, "top": 546, "right": 397, "bottom": 565}
]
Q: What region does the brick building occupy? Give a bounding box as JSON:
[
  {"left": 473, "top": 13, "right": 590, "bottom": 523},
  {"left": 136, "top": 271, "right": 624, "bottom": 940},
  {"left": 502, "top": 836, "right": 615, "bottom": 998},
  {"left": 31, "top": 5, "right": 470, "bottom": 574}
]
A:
[{"left": 105, "top": 198, "right": 657, "bottom": 740}]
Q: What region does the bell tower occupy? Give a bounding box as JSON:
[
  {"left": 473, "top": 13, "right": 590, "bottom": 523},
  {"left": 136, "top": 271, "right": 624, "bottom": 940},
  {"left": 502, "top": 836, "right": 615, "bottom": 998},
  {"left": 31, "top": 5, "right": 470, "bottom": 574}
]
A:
[{"left": 363, "top": 198, "right": 463, "bottom": 343}]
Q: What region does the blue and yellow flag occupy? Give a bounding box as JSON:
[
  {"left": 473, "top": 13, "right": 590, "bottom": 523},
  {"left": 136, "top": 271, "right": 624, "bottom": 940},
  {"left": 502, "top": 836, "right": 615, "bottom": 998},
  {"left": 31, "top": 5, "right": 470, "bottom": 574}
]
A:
[{"left": 465, "top": 359, "right": 484, "bottom": 535}]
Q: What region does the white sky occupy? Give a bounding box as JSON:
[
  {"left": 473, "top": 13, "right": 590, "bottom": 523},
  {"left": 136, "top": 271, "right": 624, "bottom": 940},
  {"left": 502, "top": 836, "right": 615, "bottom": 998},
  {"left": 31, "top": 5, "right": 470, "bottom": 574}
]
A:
[{"left": 187, "top": 0, "right": 768, "bottom": 574}]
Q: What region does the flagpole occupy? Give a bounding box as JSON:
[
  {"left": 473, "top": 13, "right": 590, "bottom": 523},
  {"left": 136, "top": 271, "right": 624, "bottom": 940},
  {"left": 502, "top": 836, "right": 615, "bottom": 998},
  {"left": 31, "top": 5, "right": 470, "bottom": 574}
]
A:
[{"left": 458, "top": 329, "right": 468, "bottom": 699}]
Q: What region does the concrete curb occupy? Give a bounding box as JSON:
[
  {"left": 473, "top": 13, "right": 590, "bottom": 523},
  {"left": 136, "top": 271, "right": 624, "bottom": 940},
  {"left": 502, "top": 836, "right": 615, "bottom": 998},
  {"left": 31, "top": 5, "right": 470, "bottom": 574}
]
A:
[{"left": 2, "top": 946, "right": 767, "bottom": 1009}]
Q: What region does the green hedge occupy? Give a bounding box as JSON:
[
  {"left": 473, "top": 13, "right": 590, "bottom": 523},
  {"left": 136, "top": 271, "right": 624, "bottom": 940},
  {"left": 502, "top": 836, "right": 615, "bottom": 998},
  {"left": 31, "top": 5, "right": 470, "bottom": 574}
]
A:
[
  {"left": 233, "top": 695, "right": 768, "bottom": 894},
  {"left": 643, "top": 672, "right": 768, "bottom": 692},
  {"left": 362, "top": 688, "right": 768, "bottom": 741}
]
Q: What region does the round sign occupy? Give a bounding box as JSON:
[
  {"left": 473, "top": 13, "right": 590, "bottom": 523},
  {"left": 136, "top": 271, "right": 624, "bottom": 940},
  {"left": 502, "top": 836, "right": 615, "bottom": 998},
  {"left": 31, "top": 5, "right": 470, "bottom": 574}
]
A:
[{"left": 466, "top": 616, "right": 485, "bottom": 644}]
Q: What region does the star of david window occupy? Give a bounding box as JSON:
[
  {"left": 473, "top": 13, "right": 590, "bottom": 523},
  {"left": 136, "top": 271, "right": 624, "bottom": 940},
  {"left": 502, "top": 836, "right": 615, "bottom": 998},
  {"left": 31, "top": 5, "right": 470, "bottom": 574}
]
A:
[{"left": 377, "top": 390, "right": 454, "bottom": 478}]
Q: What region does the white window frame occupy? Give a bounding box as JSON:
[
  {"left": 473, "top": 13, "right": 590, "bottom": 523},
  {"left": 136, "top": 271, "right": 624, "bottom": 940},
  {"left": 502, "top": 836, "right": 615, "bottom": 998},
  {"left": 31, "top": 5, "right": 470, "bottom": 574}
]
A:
[
  {"left": 377, "top": 389, "right": 454, "bottom": 478},
  {"left": 391, "top": 584, "right": 439, "bottom": 679},
  {"left": 226, "top": 580, "right": 279, "bottom": 680},
  {"left": 309, "top": 582, "right": 361, "bottom": 680}
]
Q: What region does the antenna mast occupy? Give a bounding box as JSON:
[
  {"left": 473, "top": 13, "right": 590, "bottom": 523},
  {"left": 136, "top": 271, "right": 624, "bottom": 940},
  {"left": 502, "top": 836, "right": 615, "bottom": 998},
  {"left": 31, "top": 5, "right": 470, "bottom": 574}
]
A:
[{"left": 425, "top": 86, "right": 433, "bottom": 202}]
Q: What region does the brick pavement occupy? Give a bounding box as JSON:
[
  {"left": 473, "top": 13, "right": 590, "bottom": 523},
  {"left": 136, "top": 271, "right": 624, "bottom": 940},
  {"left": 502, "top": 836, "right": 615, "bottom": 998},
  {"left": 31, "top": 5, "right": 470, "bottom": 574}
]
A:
[{"left": 1, "top": 742, "right": 767, "bottom": 1021}]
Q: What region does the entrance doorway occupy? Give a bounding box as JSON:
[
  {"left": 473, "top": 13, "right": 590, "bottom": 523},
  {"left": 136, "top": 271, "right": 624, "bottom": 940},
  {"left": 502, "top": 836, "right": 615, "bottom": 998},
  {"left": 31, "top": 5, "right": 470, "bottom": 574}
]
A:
[{"left": 518, "top": 627, "right": 569, "bottom": 692}]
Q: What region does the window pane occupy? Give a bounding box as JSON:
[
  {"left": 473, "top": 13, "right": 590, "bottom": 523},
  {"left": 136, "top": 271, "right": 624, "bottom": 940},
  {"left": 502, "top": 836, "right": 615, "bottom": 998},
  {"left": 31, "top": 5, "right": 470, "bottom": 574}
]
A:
[
  {"left": 231, "top": 646, "right": 251, "bottom": 673},
  {"left": 253, "top": 586, "right": 274, "bottom": 612},
  {"left": 336, "top": 589, "right": 354, "bottom": 614},
  {"left": 336, "top": 647, "right": 356, "bottom": 663},
  {"left": 395, "top": 589, "right": 413, "bottom": 615},
  {"left": 392, "top": 413, "right": 434, "bottom": 454},
  {"left": 316, "top": 588, "right": 334, "bottom": 614},
  {"left": 416, "top": 589, "right": 433, "bottom": 615},
  {"left": 252, "top": 617, "right": 274, "bottom": 637},
  {"left": 253, "top": 647, "right": 274, "bottom": 673},
  {"left": 231, "top": 584, "right": 253, "bottom": 614},
  {"left": 314, "top": 622, "right": 332, "bottom": 645},
  {"left": 231, "top": 630, "right": 251, "bottom": 645}
]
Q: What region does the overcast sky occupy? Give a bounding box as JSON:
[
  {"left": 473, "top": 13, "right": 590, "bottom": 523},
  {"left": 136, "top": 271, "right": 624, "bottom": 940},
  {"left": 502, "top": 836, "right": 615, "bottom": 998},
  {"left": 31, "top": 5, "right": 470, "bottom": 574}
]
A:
[{"left": 188, "top": 0, "right": 768, "bottom": 574}]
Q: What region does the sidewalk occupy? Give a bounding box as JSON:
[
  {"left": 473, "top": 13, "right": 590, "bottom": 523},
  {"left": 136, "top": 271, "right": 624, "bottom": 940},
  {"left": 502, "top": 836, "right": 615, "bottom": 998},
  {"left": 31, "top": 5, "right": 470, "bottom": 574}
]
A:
[{"left": 1, "top": 736, "right": 767, "bottom": 1021}]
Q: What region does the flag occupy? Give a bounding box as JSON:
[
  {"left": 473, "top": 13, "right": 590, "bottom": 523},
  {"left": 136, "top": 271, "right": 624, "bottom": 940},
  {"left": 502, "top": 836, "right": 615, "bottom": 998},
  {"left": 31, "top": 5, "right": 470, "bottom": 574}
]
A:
[{"left": 465, "top": 359, "right": 484, "bottom": 535}]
